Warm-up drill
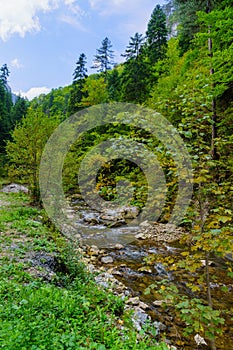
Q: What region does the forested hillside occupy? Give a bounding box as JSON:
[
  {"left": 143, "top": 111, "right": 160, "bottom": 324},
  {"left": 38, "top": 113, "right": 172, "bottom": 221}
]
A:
[{"left": 0, "top": 0, "right": 233, "bottom": 349}]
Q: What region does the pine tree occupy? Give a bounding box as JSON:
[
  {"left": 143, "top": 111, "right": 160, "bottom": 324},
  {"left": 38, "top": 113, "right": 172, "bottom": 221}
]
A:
[
  {"left": 73, "top": 53, "right": 88, "bottom": 82},
  {"left": 91, "top": 37, "right": 114, "bottom": 77},
  {"left": 120, "top": 33, "right": 149, "bottom": 103},
  {"left": 68, "top": 53, "right": 88, "bottom": 115},
  {"left": 121, "top": 33, "right": 145, "bottom": 61},
  {"left": 146, "top": 5, "right": 168, "bottom": 64},
  {"left": 0, "top": 64, "right": 10, "bottom": 86}
]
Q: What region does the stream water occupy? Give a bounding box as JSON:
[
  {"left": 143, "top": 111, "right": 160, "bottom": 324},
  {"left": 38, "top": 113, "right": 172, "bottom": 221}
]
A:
[{"left": 70, "top": 198, "right": 233, "bottom": 349}]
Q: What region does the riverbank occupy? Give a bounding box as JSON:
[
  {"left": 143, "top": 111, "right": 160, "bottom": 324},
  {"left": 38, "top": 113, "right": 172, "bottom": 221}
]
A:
[{"left": 0, "top": 190, "right": 171, "bottom": 350}]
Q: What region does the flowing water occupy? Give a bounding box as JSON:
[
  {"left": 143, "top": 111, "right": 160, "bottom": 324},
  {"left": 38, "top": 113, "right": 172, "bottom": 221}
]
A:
[{"left": 70, "top": 198, "right": 233, "bottom": 349}]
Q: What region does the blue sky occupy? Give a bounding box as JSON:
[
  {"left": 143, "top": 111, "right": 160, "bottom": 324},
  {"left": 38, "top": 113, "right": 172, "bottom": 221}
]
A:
[{"left": 0, "top": 0, "right": 166, "bottom": 99}]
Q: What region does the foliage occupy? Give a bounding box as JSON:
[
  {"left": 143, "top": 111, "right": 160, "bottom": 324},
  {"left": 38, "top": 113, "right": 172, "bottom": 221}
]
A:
[
  {"left": 0, "top": 191, "right": 169, "bottom": 350},
  {"left": 81, "top": 76, "right": 109, "bottom": 106},
  {"left": 6, "top": 108, "right": 60, "bottom": 204},
  {"left": 31, "top": 86, "right": 71, "bottom": 119},
  {"left": 0, "top": 67, "right": 28, "bottom": 152}
]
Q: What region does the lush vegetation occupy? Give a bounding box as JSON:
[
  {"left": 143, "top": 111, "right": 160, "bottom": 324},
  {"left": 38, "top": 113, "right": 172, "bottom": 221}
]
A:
[
  {"left": 0, "top": 191, "right": 169, "bottom": 349},
  {"left": 0, "top": 0, "right": 232, "bottom": 349}
]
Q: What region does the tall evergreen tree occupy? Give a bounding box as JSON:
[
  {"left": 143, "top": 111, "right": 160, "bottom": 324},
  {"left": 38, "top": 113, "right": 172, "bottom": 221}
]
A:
[
  {"left": 0, "top": 64, "right": 10, "bottom": 86},
  {"left": 73, "top": 53, "right": 88, "bottom": 82},
  {"left": 121, "top": 33, "right": 150, "bottom": 103},
  {"left": 121, "top": 33, "right": 145, "bottom": 61},
  {"left": 91, "top": 37, "right": 114, "bottom": 77},
  {"left": 146, "top": 5, "right": 168, "bottom": 64},
  {"left": 68, "top": 53, "right": 88, "bottom": 115}
]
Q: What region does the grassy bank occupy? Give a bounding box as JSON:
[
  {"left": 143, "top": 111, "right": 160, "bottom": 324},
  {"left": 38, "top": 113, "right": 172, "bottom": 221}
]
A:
[{"left": 0, "top": 191, "right": 169, "bottom": 349}]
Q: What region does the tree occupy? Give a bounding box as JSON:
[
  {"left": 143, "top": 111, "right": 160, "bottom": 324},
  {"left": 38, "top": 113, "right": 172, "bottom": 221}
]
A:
[
  {"left": 91, "top": 37, "right": 114, "bottom": 78},
  {"left": 68, "top": 53, "right": 88, "bottom": 115},
  {"left": 0, "top": 64, "right": 10, "bottom": 86},
  {"left": 120, "top": 32, "right": 150, "bottom": 103},
  {"left": 32, "top": 86, "right": 71, "bottom": 118},
  {"left": 107, "top": 68, "right": 121, "bottom": 102},
  {"left": 121, "top": 33, "right": 145, "bottom": 61},
  {"left": 6, "top": 108, "right": 59, "bottom": 204},
  {"left": 146, "top": 5, "right": 168, "bottom": 64},
  {"left": 173, "top": 0, "right": 225, "bottom": 54},
  {"left": 0, "top": 78, "right": 13, "bottom": 151},
  {"left": 81, "top": 76, "right": 109, "bottom": 106},
  {"left": 121, "top": 57, "right": 150, "bottom": 104},
  {"left": 11, "top": 96, "right": 28, "bottom": 125},
  {"left": 73, "top": 53, "right": 88, "bottom": 82}
]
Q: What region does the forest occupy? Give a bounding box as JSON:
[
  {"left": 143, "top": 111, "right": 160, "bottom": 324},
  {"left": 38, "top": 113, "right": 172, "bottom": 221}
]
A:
[{"left": 0, "top": 0, "right": 232, "bottom": 349}]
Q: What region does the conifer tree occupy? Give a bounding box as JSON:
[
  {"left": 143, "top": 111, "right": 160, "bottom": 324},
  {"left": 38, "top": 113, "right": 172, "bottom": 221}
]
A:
[
  {"left": 146, "top": 5, "right": 168, "bottom": 64},
  {"left": 68, "top": 53, "right": 88, "bottom": 115},
  {"left": 121, "top": 33, "right": 145, "bottom": 61},
  {"left": 91, "top": 37, "right": 114, "bottom": 77},
  {"left": 0, "top": 64, "right": 10, "bottom": 86}
]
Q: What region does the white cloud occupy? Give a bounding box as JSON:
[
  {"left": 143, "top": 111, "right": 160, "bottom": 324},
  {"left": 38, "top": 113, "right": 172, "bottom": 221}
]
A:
[
  {"left": 0, "top": 0, "right": 59, "bottom": 41},
  {"left": 11, "top": 58, "right": 24, "bottom": 69},
  {"left": 18, "top": 86, "right": 51, "bottom": 100},
  {"left": 0, "top": 0, "right": 87, "bottom": 41}
]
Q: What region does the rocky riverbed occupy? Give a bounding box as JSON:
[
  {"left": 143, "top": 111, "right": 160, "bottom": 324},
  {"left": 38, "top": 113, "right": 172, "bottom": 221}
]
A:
[{"left": 62, "top": 197, "right": 233, "bottom": 350}]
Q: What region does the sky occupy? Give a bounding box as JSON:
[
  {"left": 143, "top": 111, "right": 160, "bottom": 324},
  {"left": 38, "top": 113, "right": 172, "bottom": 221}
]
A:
[{"left": 0, "top": 0, "right": 166, "bottom": 100}]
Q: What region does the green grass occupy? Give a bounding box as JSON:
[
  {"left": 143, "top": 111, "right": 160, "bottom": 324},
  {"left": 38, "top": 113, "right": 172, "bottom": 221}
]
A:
[{"left": 0, "top": 191, "right": 169, "bottom": 349}]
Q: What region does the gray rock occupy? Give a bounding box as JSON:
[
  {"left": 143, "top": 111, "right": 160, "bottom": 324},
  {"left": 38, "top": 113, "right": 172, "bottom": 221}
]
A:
[
  {"left": 83, "top": 213, "right": 100, "bottom": 225},
  {"left": 101, "top": 256, "right": 114, "bottom": 264},
  {"left": 121, "top": 205, "right": 139, "bottom": 219},
  {"left": 153, "top": 321, "right": 166, "bottom": 332},
  {"left": 132, "top": 307, "right": 149, "bottom": 331},
  {"left": 1, "top": 183, "right": 28, "bottom": 194}
]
